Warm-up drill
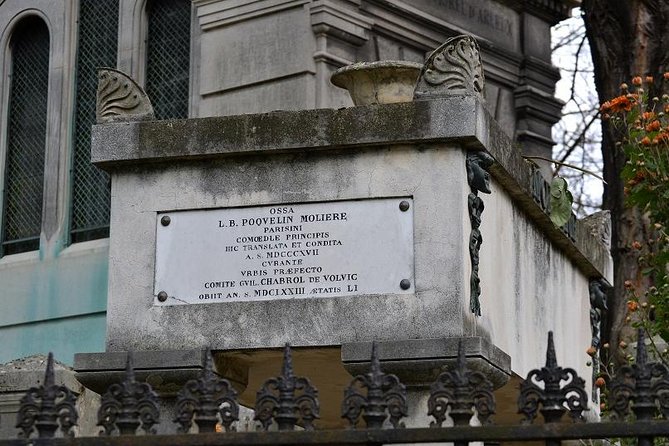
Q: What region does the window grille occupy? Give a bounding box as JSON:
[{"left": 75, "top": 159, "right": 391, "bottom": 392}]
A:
[
  {"left": 145, "top": 0, "right": 191, "bottom": 120},
  {"left": 70, "top": 0, "right": 119, "bottom": 243},
  {"left": 1, "top": 17, "right": 50, "bottom": 256}
]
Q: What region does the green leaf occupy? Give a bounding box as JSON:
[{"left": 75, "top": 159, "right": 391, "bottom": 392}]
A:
[{"left": 549, "top": 177, "right": 573, "bottom": 228}]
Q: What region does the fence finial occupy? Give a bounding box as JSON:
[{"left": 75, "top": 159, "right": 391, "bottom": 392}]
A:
[
  {"left": 518, "top": 331, "right": 588, "bottom": 423},
  {"left": 609, "top": 328, "right": 669, "bottom": 422},
  {"left": 15, "top": 353, "right": 78, "bottom": 439},
  {"left": 341, "top": 341, "right": 408, "bottom": 429},
  {"left": 174, "top": 349, "right": 239, "bottom": 433},
  {"left": 428, "top": 340, "right": 495, "bottom": 427},
  {"left": 97, "top": 352, "right": 160, "bottom": 436},
  {"left": 255, "top": 344, "right": 320, "bottom": 431}
]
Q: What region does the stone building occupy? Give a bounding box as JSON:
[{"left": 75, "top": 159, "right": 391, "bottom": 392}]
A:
[{"left": 0, "top": 0, "right": 577, "bottom": 364}]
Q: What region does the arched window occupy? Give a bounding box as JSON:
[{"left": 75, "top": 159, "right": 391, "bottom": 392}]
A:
[
  {"left": 70, "top": 0, "right": 119, "bottom": 243},
  {"left": 1, "top": 17, "right": 50, "bottom": 256},
  {"left": 145, "top": 0, "right": 191, "bottom": 120}
]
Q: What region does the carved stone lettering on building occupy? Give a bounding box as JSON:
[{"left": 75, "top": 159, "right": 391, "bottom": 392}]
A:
[
  {"left": 409, "top": 0, "right": 519, "bottom": 51},
  {"left": 154, "top": 199, "right": 414, "bottom": 305}
]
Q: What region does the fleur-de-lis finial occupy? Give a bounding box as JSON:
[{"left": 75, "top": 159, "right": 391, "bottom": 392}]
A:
[
  {"left": 174, "top": 349, "right": 239, "bottom": 433},
  {"left": 609, "top": 329, "right": 669, "bottom": 421},
  {"left": 428, "top": 340, "right": 495, "bottom": 427},
  {"left": 341, "top": 342, "right": 408, "bottom": 429},
  {"left": 255, "top": 344, "right": 320, "bottom": 431},
  {"left": 518, "top": 332, "right": 588, "bottom": 423},
  {"left": 15, "top": 353, "right": 79, "bottom": 439},
  {"left": 97, "top": 352, "right": 160, "bottom": 435}
]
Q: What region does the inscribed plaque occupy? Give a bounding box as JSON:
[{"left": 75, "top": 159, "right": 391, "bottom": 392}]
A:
[{"left": 154, "top": 198, "right": 414, "bottom": 305}]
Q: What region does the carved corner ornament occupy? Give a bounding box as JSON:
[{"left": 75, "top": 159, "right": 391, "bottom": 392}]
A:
[
  {"left": 96, "top": 68, "right": 155, "bottom": 124},
  {"left": 466, "top": 151, "right": 494, "bottom": 316},
  {"left": 414, "top": 35, "right": 485, "bottom": 101}
]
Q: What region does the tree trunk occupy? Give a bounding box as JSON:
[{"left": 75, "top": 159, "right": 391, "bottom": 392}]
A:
[{"left": 581, "top": 0, "right": 669, "bottom": 364}]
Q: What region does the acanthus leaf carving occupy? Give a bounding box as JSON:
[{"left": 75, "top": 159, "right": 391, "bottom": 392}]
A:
[
  {"left": 414, "top": 35, "right": 485, "bottom": 101},
  {"left": 96, "top": 68, "right": 155, "bottom": 124}
]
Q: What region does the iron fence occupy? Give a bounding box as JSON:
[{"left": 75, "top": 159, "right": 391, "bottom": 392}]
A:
[{"left": 1, "top": 330, "right": 668, "bottom": 445}]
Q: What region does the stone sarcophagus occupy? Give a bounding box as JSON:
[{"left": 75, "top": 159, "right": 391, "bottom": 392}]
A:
[{"left": 76, "top": 37, "right": 611, "bottom": 430}]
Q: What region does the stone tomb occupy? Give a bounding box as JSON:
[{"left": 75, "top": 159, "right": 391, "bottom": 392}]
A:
[{"left": 75, "top": 37, "right": 611, "bottom": 431}]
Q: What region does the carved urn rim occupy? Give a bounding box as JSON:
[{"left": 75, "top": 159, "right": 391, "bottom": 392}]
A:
[{"left": 330, "top": 60, "right": 423, "bottom": 106}]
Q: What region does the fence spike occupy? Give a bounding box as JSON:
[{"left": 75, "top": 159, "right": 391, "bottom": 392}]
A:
[
  {"left": 255, "top": 344, "right": 320, "bottom": 431},
  {"left": 15, "top": 352, "right": 78, "bottom": 439},
  {"left": 174, "top": 349, "right": 239, "bottom": 433},
  {"left": 341, "top": 341, "right": 408, "bottom": 429},
  {"left": 97, "top": 352, "right": 160, "bottom": 436},
  {"left": 609, "top": 329, "right": 669, "bottom": 422},
  {"left": 428, "top": 340, "right": 495, "bottom": 427},
  {"left": 518, "top": 331, "right": 588, "bottom": 424}
]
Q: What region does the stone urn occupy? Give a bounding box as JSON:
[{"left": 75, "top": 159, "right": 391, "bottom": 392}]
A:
[{"left": 330, "top": 61, "right": 423, "bottom": 106}]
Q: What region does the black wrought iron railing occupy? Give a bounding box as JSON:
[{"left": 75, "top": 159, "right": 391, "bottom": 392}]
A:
[{"left": 1, "top": 330, "right": 668, "bottom": 445}]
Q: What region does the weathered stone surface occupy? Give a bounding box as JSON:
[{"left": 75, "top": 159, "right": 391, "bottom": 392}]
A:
[
  {"left": 92, "top": 97, "right": 483, "bottom": 165},
  {"left": 341, "top": 337, "right": 511, "bottom": 389},
  {"left": 102, "top": 144, "right": 473, "bottom": 352}
]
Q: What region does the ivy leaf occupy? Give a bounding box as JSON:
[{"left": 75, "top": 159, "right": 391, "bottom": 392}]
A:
[{"left": 550, "top": 176, "right": 573, "bottom": 228}]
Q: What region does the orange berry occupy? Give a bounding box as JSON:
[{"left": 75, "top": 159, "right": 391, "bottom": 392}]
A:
[
  {"left": 646, "top": 75, "right": 654, "bottom": 84},
  {"left": 595, "top": 377, "right": 606, "bottom": 388},
  {"left": 632, "top": 76, "right": 643, "bottom": 85},
  {"left": 664, "top": 72, "right": 669, "bottom": 80},
  {"left": 586, "top": 346, "right": 597, "bottom": 356},
  {"left": 632, "top": 241, "right": 642, "bottom": 250},
  {"left": 600, "top": 402, "right": 607, "bottom": 411},
  {"left": 641, "top": 136, "right": 652, "bottom": 146},
  {"left": 627, "top": 300, "right": 639, "bottom": 312}
]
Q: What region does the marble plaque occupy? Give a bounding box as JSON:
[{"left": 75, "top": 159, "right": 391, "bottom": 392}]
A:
[{"left": 154, "top": 198, "right": 414, "bottom": 305}]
